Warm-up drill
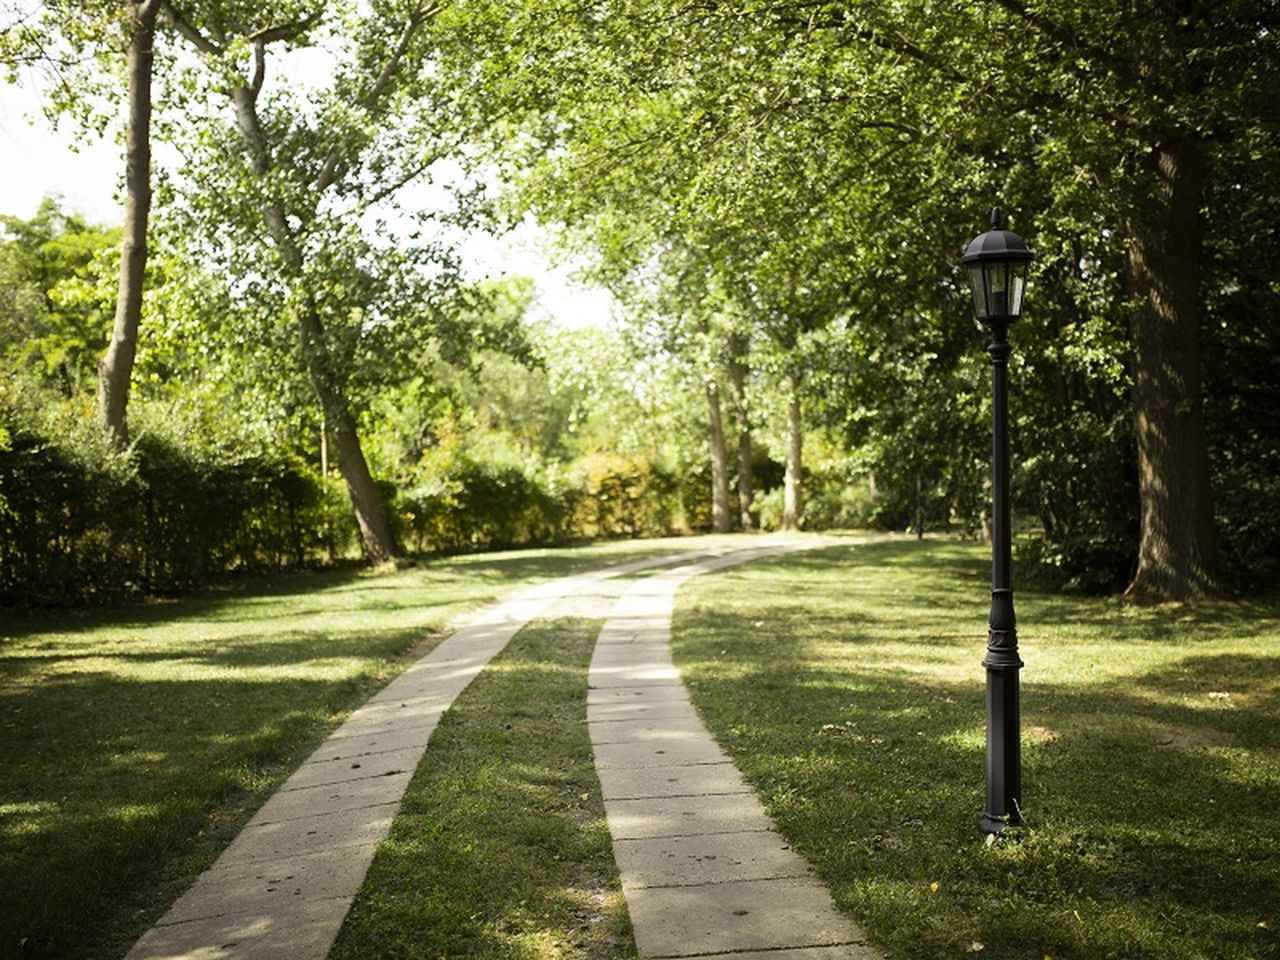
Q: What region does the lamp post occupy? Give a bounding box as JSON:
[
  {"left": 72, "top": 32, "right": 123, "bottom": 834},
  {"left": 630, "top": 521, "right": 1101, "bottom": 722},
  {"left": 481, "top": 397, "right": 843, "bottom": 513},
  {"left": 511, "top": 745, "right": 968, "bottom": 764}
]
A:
[{"left": 961, "top": 207, "right": 1033, "bottom": 835}]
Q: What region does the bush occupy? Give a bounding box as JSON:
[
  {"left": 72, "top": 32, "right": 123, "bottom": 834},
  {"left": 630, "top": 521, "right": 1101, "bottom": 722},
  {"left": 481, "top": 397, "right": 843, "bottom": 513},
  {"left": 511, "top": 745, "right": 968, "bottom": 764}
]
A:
[{"left": 0, "top": 394, "right": 344, "bottom": 605}]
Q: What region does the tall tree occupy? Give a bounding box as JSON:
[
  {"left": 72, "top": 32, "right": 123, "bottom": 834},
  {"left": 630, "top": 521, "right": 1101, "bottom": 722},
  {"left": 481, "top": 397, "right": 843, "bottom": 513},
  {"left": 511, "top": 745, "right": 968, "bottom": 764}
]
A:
[
  {"left": 96, "top": 0, "right": 159, "bottom": 446},
  {"left": 2, "top": 0, "right": 166, "bottom": 445},
  {"left": 468, "top": 0, "right": 1278, "bottom": 598},
  {"left": 726, "top": 330, "right": 755, "bottom": 530},
  {"left": 162, "top": 0, "right": 456, "bottom": 562}
]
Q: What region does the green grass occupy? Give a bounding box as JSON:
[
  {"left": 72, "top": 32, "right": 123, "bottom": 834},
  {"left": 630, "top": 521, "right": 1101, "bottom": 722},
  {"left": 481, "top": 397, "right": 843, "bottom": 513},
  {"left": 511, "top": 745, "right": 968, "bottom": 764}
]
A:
[
  {"left": 0, "top": 536, "right": 719, "bottom": 960},
  {"left": 329, "top": 615, "right": 635, "bottom": 960},
  {"left": 672, "top": 539, "right": 1280, "bottom": 960}
]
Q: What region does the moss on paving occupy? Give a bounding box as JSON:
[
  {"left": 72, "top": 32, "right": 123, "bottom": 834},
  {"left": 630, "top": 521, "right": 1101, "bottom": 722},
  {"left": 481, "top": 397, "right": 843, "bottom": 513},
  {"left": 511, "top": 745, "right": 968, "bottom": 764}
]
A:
[
  {"left": 329, "top": 617, "right": 636, "bottom": 960},
  {"left": 672, "top": 539, "right": 1280, "bottom": 960}
]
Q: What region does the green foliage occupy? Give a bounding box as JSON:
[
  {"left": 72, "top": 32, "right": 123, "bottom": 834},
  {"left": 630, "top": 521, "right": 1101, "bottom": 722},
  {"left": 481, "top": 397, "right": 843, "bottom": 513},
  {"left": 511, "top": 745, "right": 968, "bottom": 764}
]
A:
[
  {"left": 442, "top": 0, "right": 1280, "bottom": 594},
  {"left": 0, "top": 384, "right": 351, "bottom": 605},
  {"left": 0, "top": 199, "right": 118, "bottom": 395}
]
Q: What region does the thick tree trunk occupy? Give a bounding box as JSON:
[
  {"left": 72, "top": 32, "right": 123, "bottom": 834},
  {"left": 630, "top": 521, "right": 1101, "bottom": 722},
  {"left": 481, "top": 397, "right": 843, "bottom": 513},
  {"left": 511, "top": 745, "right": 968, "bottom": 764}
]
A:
[
  {"left": 705, "top": 379, "right": 732, "bottom": 533},
  {"left": 728, "top": 336, "right": 754, "bottom": 531},
  {"left": 97, "top": 0, "right": 159, "bottom": 447},
  {"left": 782, "top": 369, "right": 803, "bottom": 530},
  {"left": 1123, "top": 134, "right": 1221, "bottom": 602}
]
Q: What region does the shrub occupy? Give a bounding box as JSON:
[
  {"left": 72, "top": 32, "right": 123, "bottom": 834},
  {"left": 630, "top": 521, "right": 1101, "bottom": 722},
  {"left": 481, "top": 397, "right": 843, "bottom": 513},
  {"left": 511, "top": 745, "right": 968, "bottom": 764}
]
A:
[{"left": 0, "top": 392, "right": 342, "bottom": 605}]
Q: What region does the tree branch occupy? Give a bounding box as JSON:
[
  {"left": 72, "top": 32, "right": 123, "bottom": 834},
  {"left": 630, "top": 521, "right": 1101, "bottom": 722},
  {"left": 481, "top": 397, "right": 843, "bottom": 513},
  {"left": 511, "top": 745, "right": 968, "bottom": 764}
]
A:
[
  {"left": 159, "top": 1, "right": 222, "bottom": 56},
  {"left": 314, "top": 2, "right": 442, "bottom": 192}
]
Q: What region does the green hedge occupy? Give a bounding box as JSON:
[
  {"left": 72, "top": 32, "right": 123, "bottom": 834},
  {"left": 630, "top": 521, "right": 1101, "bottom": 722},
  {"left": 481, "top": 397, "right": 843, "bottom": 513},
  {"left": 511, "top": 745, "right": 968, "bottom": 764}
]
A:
[{"left": 0, "top": 416, "right": 352, "bottom": 605}]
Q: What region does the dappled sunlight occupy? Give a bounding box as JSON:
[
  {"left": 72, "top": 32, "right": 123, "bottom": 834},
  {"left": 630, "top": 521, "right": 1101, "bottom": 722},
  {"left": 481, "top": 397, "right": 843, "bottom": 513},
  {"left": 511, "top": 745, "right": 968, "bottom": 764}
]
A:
[{"left": 671, "top": 539, "right": 1280, "bottom": 959}]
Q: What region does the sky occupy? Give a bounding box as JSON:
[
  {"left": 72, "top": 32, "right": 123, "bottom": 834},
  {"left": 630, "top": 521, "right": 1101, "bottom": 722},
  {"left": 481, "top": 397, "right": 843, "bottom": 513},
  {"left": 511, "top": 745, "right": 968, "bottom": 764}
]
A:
[{"left": 0, "top": 74, "right": 615, "bottom": 329}]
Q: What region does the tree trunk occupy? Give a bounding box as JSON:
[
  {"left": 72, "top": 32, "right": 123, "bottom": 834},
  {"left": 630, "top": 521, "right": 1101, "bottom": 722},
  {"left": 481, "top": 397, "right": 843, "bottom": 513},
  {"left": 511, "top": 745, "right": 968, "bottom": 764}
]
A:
[
  {"left": 1123, "top": 134, "right": 1221, "bottom": 602},
  {"left": 299, "top": 307, "right": 400, "bottom": 564},
  {"left": 728, "top": 335, "right": 754, "bottom": 531},
  {"left": 705, "top": 379, "right": 732, "bottom": 533},
  {"left": 782, "top": 369, "right": 803, "bottom": 530},
  {"left": 97, "top": 0, "right": 159, "bottom": 447},
  {"left": 228, "top": 75, "right": 402, "bottom": 564}
]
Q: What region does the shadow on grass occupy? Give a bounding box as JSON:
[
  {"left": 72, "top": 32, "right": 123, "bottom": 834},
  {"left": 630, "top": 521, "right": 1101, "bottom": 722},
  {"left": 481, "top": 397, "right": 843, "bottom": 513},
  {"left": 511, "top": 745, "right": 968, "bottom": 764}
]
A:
[
  {"left": 0, "top": 668, "right": 370, "bottom": 960},
  {"left": 0, "top": 543, "right": 680, "bottom": 642},
  {"left": 672, "top": 539, "right": 1280, "bottom": 960}
]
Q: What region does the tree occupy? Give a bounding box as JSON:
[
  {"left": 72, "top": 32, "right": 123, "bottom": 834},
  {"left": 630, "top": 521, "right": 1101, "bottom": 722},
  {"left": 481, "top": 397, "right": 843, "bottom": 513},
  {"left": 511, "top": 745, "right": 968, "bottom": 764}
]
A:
[
  {"left": 0, "top": 198, "right": 119, "bottom": 395},
  {"left": 451, "top": 0, "right": 1278, "bottom": 598},
  {"left": 160, "top": 0, "right": 478, "bottom": 563},
  {"left": 2, "top": 0, "right": 164, "bottom": 445}
]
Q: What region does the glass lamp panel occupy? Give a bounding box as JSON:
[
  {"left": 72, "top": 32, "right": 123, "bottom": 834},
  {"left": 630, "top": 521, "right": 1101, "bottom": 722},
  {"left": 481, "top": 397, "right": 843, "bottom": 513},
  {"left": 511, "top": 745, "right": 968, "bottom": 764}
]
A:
[
  {"left": 967, "top": 263, "right": 988, "bottom": 318},
  {"left": 984, "top": 261, "right": 1010, "bottom": 318},
  {"left": 1010, "top": 266, "right": 1026, "bottom": 317}
]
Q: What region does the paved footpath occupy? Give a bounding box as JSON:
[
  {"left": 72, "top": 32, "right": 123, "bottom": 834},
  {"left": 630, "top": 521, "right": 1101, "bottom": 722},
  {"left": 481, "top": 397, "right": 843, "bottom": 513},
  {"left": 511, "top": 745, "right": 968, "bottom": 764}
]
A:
[
  {"left": 126, "top": 548, "right": 728, "bottom": 960},
  {"left": 589, "top": 542, "right": 882, "bottom": 960}
]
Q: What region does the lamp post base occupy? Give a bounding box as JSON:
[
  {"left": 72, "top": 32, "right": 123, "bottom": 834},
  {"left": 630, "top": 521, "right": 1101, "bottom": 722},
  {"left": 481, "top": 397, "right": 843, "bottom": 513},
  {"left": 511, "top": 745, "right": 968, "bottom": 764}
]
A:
[{"left": 979, "top": 812, "right": 1023, "bottom": 836}]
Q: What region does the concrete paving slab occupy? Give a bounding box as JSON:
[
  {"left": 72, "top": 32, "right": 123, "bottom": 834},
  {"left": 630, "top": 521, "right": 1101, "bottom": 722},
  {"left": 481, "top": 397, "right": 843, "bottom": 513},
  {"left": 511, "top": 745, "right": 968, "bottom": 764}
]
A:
[
  {"left": 275, "top": 746, "right": 423, "bottom": 793},
  {"left": 595, "top": 627, "right": 672, "bottom": 646},
  {"left": 589, "top": 651, "right": 674, "bottom": 672},
  {"left": 587, "top": 716, "right": 709, "bottom": 745},
  {"left": 593, "top": 738, "right": 729, "bottom": 768},
  {"left": 597, "top": 762, "right": 753, "bottom": 801},
  {"left": 322, "top": 714, "right": 438, "bottom": 742},
  {"left": 612, "top": 830, "right": 810, "bottom": 888},
  {"left": 587, "top": 700, "right": 703, "bottom": 723},
  {"left": 604, "top": 793, "right": 775, "bottom": 839},
  {"left": 126, "top": 895, "right": 353, "bottom": 960},
  {"left": 625, "top": 877, "right": 859, "bottom": 958},
  {"left": 365, "top": 664, "right": 486, "bottom": 704},
  {"left": 589, "top": 663, "right": 683, "bottom": 686},
  {"left": 590, "top": 640, "right": 672, "bottom": 659},
  {"left": 587, "top": 684, "right": 691, "bottom": 705},
  {"left": 251, "top": 770, "right": 414, "bottom": 822},
  {"left": 220, "top": 803, "right": 399, "bottom": 865},
  {"left": 340, "top": 694, "right": 451, "bottom": 730},
  {"left": 159, "top": 844, "right": 378, "bottom": 926},
  {"left": 305, "top": 724, "right": 435, "bottom": 763},
  {"left": 676, "top": 944, "right": 880, "bottom": 960}
]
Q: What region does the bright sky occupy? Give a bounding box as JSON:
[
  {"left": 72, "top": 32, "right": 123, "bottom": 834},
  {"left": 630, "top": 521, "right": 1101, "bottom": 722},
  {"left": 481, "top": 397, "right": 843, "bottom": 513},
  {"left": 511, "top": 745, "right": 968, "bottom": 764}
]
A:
[{"left": 0, "top": 75, "right": 614, "bottom": 329}]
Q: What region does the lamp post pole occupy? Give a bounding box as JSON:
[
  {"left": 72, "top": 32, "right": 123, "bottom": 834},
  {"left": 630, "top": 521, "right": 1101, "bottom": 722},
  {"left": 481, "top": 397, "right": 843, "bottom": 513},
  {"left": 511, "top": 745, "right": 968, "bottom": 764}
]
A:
[
  {"left": 961, "top": 207, "right": 1032, "bottom": 835},
  {"left": 982, "top": 317, "right": 1022, "bottom": 834}
]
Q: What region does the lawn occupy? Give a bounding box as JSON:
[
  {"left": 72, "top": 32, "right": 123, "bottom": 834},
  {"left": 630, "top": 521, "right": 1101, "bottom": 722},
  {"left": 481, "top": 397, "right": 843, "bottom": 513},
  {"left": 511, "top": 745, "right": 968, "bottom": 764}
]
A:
[
  {"left": 0, "top": 536, "right": 725, "bottom": 960},
  {"left": 6, "top": 535, "right": 1277, "bottom": 960},
  {"left": 329, "top": 614, "right": 636, "bottom": 960},
  {"left": 672, "top": 539, "right": 1280, "bottom": 960}
]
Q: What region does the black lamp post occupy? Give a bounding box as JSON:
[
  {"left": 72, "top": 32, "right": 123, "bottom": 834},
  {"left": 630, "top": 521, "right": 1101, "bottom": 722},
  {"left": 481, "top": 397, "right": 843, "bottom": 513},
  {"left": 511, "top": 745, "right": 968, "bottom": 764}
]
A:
[{"left": 961, "top": 207, "right": 1033, "bottom": 835}]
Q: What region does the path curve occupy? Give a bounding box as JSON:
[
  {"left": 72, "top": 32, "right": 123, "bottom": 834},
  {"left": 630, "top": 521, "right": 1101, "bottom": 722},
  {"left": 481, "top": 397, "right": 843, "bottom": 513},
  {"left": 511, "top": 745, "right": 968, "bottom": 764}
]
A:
[
  {"left": 127, "top": 547, "right": 739, "bottom": 960},
  {"left": 589, "top": 541, "right": 881, "bottom": 960}
]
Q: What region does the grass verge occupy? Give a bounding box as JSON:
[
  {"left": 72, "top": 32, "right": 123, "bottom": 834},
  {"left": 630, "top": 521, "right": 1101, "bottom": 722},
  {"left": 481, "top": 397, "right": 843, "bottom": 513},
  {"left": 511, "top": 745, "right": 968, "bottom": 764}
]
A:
[
  {"left": 672, "top": 539, "right": 1280, "bottom": 960},
  {"left": 0, "top": 537, "right": 698, "bottom": 960},
  {"left": 329, "top": 616, "right": 635, "bottom": 960}
]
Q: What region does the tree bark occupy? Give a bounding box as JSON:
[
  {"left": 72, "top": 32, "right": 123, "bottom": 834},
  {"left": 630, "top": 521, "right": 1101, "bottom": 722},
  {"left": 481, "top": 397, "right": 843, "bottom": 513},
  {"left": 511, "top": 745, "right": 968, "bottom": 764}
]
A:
[
  {"left": 301, "top": 308, "right": 400, "bottom": 563},
  {"left": 97, "top": 0, "right": 159, "bottom": 447},
  {"left": 1123, "top": 134, "right": 1221, "bottom": 602},
  {"left": 228, "top": 71, "right": 402, "bottom": 564},
  {"left": 728, "top": 335, "right": 754, "bottom": 531},
  {"left": 782, "top": 369, "right": 803, "bottom": 530},
  {"left": 705, "top": 378, "right": 732, "bottom": 533}
]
